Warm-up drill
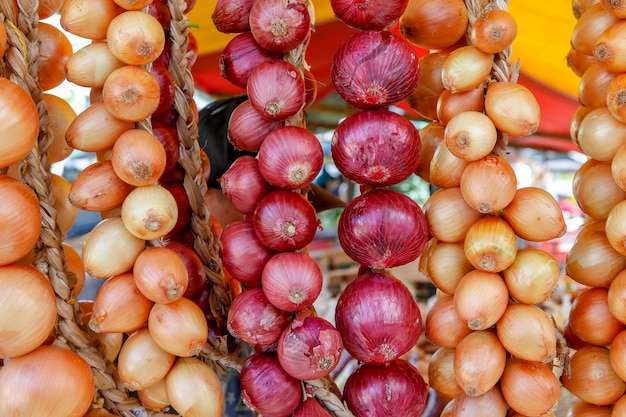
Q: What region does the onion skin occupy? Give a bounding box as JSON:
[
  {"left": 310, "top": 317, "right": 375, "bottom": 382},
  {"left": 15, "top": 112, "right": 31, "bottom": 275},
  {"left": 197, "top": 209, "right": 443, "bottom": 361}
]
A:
[
  {"left": 460, "top": 155, "right": 517, "bottom": 215},
  {"left": 453, "top": 270, "right": 509, "bottom": 331},
  {"left": 221, "top": 220, "right": 276, "bottom": 285},
  {"left": 227, "top": 100, "right": 284, "bottom": 152},
  {"left": 337, "top": 188, "right": 428, "bottom": 269},
  {"left": 335, "top": 270, "right": 422, "bottom": 364},
  {"left": 451, "top": 385, "right": 508, "bottom": 417},
  {"left": 428, "top": 346, "right": 463, "bottom": 400},
  {"left": 38, "top": 22, "right": 73, "bottom": 91},
  {"left": 500, "top": 359, "right": 560, "bottom": 417},
  {"left": 423, "top": 187, "right": 482, "bottom": 243},
  {"left": 502, "top": 248, "right": 561, "bottom": 305},
  {"left": 248, "top": 0, "right": 311, "bottom": 53},
  {"left": 212, "top": 0, "right": 255, "bottom": 33},
  {"left": 568, "top": 286, "right": 624, "bottom": 346},
  {"left": 330, "top": 0, "right": 409, "bottom": 30},
  {"left": 219, "top": 33, "right": 281, "bottom": 89},
  {"left": 69, "top": 160, "right": 136, "bottom": 212},
  {"left": 343, "top": 359, "right": 428, "bottom": 417},
  {"left": 165, "top": 357, "right": 224, "bottom": 417},
  {"left": 425, "top": 295, "right": 472, "bottom": 348},
  {"left": 399, "top": 0, "right": 468, "bottom": 50},
  {"left": 407, "top": 52, "right": 449, "bottom": 121},
  {"left": 220, "top": 156, "right": 274, "bottom": 216},
  {"left": 331, "top": 29, "right": 419, "bottom": 109},
  {"left": 0, "top": 78, "right": 40, "bottom": 168},
  {"left": 485, "top": 82, "right": 541, "bottom": 137},
  {"left": 454, "top": 330, "right": 506, "bottom": 397},
  {"left": 463, "top": 215, "right": 518, "bottom": 273}
]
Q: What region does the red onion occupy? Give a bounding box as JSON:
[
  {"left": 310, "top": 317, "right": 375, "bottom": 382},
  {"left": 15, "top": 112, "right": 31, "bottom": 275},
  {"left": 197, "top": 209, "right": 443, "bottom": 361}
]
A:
[
  {"left": 160, "top": 182, "right": 191, "bottom": 238},
  {"left": 227, "top": 287, "right": 292, "bottom": 348},
  {"left": 219, "top": 155, "right": 274, "bottom": 216},
  {"left": 277, "top": 313, "right": 343, "bottom": 380},
  {"left": 212, "top": 0, "right": 255, "bottom": 33},
  {"left": 331, "top": 29, "right": 420, "bottom": 109},
  {"left": 337, "top": 188, "right": 428, "bottom": 269},
  {"left": 303, "top": 67, "right": 318, "bottom": 109},
  {"left": 220, "top": 220, "right": 276, "bottom": 285},
  {"left": 150, "top": 61, "right": 175, "bottom": 117},
  {"left": 258, "top": 126, "right": 324, "bottom": 190},
  {"left": 343, "top": 359, "right": 428, "bottom": 417},
  {"left": 187, "top": 32, "right": 199, "bottom": 69},
  {"left": 330, "top": 0, "right": 409, "bottom": 30},
  {"left": 261, "top": 251, "right": 323, "bottom": 312},
  {"left": 335, "top": 270, "right": 422, "bottom": 364},
  {"left": 152, "top": 120, "right": 180, "bottom": 175},
  {"left": 247, "top": 59, "right": 306, "bottom": 121},
  {"left": 253, "top": 190, "right": 319, "bottom": 252},
  {"left": 227, "top": 100, "right": 284, "bottom": 152},
  {"left": 331, "top": 109, "right": 421, "bottom": 186},
  {"left": 164, "top": 241, "right": 207, "bottom": 300},
  {"left": 219, "top": 33, "right": 282, "bottom": 89},
  {"left": 147, "top": 1, "right": 171, "bottom": 33},
  {"left": 249, "top": 0, "right": 311, "bottom": 53},
  {"left": 240, "top": 351, "right": 302, "bottom": 417},
  {"left": 293, "top": 397, "right": 333, "bottom": 417}
]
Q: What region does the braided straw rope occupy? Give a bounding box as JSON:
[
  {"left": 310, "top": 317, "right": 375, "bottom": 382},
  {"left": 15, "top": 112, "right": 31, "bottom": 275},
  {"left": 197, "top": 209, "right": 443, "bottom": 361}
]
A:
[{"left": 1, "top": 0, "right": 141, "bottom": 415}]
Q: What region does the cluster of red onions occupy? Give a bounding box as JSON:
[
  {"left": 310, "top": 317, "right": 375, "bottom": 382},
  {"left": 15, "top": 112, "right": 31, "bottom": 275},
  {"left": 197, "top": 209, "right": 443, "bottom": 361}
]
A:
[
  {"left": 212, "top": 1, "right": 346, "bottom": 416},
  {"left": 328, "top": 0, "right": 429, "bottom": 416}
]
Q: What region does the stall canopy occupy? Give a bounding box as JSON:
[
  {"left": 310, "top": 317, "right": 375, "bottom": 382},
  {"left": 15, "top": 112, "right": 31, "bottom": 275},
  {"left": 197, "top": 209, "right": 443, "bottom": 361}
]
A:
[{"left": 188, "top": 0, "right": 581, "bottom": 152}]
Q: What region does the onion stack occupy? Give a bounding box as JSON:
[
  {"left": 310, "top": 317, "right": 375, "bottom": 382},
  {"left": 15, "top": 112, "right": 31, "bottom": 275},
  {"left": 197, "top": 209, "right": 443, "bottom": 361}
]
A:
[
  {"left": 212, "top": 1, "right": 349, "bottom": 416},
  {"left": 562, "top": 0, "right": 626, "bottom": 413},
  {"left": 403, "top": 0, "right": 567, "bottom": 415}
]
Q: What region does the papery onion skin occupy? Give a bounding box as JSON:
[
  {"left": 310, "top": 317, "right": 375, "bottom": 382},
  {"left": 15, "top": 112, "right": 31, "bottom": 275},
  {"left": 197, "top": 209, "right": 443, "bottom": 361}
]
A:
[
  {"left": 343, "top": 359, "right": 428, "bottom": 417},
  {"left": 133, "top": 246, "right": 189, "bottom": 304},
  {"left": 569, "top": 286, "right": 624, "bottom": 347},
  {"left": 277, "top": 313, "right": 343, "bottom": 380},
  {"left": 485, "top": 82, "right": 541, "bottom": 137},
  {"left": 249, "top": 0, "right": 311, "bottom": 53},
  {"left": 165, "top": 357, "right": 224, "bottom": 417},
  {"left": 428, "top": 346, "right": 464, "bottom": 400},
  {"left": 330, "top": 0, "right": 408, "bottom": 30},
  {"left": 69, "top": 160, "right": 136, "bottom": 212},
  {"left": 221, "top": 220, "right": 276, "bottom": 285},
  {"left": 407, "top": 52, "right": 449, "bottom": 121},
  {"left": 335, "top": 270, "right": 422, "bottom": 364},
  {"left": 163, "top": 240, "right": 207, "bottom": 300},
  {"left": 220, "top": 156, "right": 274, "bottom": 216},
  {"left": 451, "top": 385, "right": 508, "bottom": 417},
  {"left": 423, "top": 187, "right": 482, "bottom": 244},
  {"left": 106, "top": 11, "right": 165, "bottom": 66},
  {"left": 38, "top": 22, "right": 73, "bottom": 91},
  {"left": 460, "top": 154, "right": 517, "bottom": 215},
  {"left": 121, "top": 184, "right": 179, "bottom": 240},
  {"left": 253, "top": 189, "right": 318, "bottom": 252},
  {"left": 453, "top": 270, "right": 509, "bottom": 331},
  {"left": 425, "top": 295, "right": 472, "bottom": 348},
  {"left": 261, "top": 251, "right": 323, "bottom": 312},
  {"left": 399, "top": 0, "right": 468, "bottom": 50},
  {"left": 227, "top": 287, "right": 292, "bottom": 348},
  {"left": 219, "top": 33, "right": 281, "bottom": 89},
  {"left": 338, "top": 188, "right": 428, "bottom": 269},
  {"left": 240, "top": 352, "right": 302, "bottom": 417},
  {"left": 331, "top": 29, "right": 419, "bottom": 109},
  {"left": 331, "top": 109, "right": 421, "bottom": 186},
  {"left": 500, "top": 359, "right": 560, "bottom": 417},
  {"left": 502, "top": 248, "right": 561, "bottom": 305},
  {"left": 227, "top": 100, "right": 284, "bottom": 152},
  {"left": 454, "top": 330, "right": 506, "bottom": 397},
  {"left": 0, "top": 78, "right": 40, "bottom": 168},
  {"left": 247, "top": 59, "right": 306, "bottom": 121},
  {"left": 258, "top": 125, "right": 324, "bottom": 190},
  {"left": 212, "top": 0, "right": 255, "bottom": 33},
  {"left": 293, "top": 397, "right": 333, "bottom": 417}
]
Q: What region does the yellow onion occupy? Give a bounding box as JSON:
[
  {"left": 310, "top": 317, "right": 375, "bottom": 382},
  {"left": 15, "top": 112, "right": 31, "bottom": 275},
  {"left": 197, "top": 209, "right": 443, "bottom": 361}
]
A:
[
  {"left": 566, "top": 225, "right": 626, "bottom": 287},
  {"left": 429, "top": 140, "right": 471, "bottom": 189},
  {"left": 102, "top": 65, "right": 160, "bottom": 123},
  {"left": 425, "top": 295, "right": 472, "bottom": 347},
  {"left": 612, "top": 143, "right": 626, "bottom": 191},
  {"left": 469, "top": 9, "right": 517, "bottom": 54},
  {"left": 0, "top": 175, "right": 42, "bottom": 266},
  {"left": 464, "top": 215, "right": 517, "bottom": 273},
  {"left": 63, "top": 243, "right": 85, "bottom": 296},
  {"left": 406, "top": 52, "right": 449, "bottom": 121},
  {"left": 133, "top": 246, "right": 188, "bottom": 304},
  {"left": 577, "top": 107, "right": 626, "bottom": 161},
  {"left": 84, "top": 409, "right": 118, "bottom": 417},
  {"left": 501, "top": 186, "right": 567, "bottom": 242},
  {"left": 427, "top": 241, "right": 474, "bottom": 295},
  {"left": 82, "top": 217, "right": 146, "bottom": 279},
  {"left": 165, "top": 357, "right": 224, "bottom": 417},
  {"left": 451, "top": 385, "right": 508, "bottom": 417},
  {"left": 0, "top": 264, "right": 57, "bottom": 358},
  {"left": 44, "top": 93, "right": 76, "bottom": 164},
  {"left": 609, "top": 270, "right": 626, "bottom": 323},
  {"left": 444, "top": 111, "right": 497, "bottom": 161},
  {"left": 454, "top": 330, "right": 506, "bottom": 397},
  {"left": 568, "top": 400, "right": 613, "bottom": 417},
  {"left": 428, "top": 346, "right": 463, "bottom": 400},
  {"left": 500, "top": 358, "right": 560, "bottom": 417},
  {"left": 51, "top": 174, "right": 78, "bottom": 237},
  {"left": 502, "top": 248, "right": 561, "bottom": 305},
  {"left": 572, "top": 0, "right": 602, "bottom": 19},
  {"left": 460, "top": 154, "right": 517, "bottom": 214},
  {"left": 106, "top": 11, "right": 165, "bottom": 66},
  {"left": 65, "top": 42, "right": 125, "bottom": 88},
  {"left": 89, "top": 272, "right": 154, "bottom": 333},
  {"left": 121, "top": 184, "right": 178, "bottom": 240},
  {"left": 496, "top": 303, "right": 557, "bottom": 363},
  {"left": 399, "top": 0, "right": 468, "bottom": 50},
  {"left": 602, "top": 0, "right": 626, "bottom": 17},
  {"left": 38, "top": 0, "right": 63, "bottom": 19},
  {"left": 0, "top": 78, "right": 39, "bottom": 168},
  {"left": 569, "top": 286, "right": 624, "bottom": 346},
  {"left": 562, "top": 345, "right": 626, "bottom": 406},
  {"left": 578, "top": 63, "right": 618, "bottom": 109},
  {"left": 60, "top": 0, "right": 124, "bottom": 40},
  {"left": 148, "top": 297, "right": 208, "bottom": 357},
  {"left": 485, "top": 82, "right": 541, "bottom": 137},
  {"left": 69, "top": 160, "right": 135, "bottom": 212},
  {"left": 436, "top": 85, "right": 485, "bottom": 126},
  {"left": 570, "top": 105, "right": 593, "bottom": 147},
  {"left": 606, "top": 200, "right": 626, "bottom": 255},
  {"left": 567, "top": 47, "right": 596, "bottom": 78},
  {"left": 441, "top": 46, "right": 493, "bottom": 93},
  {"left": 38, "top": 22, "right": 73, "bottom": 91},
  {"left": 111, "top": 129, "right": 167, "bottom": 186},
  {"left": 571, "top": 3, "right": 619, "bottom": 55},
  {"left": 138, "top": 378, "right": 170, "bottom": 412},
  {"left": 0, "top": 345, "right": 95, "bottom": 417},
  {"left": 610, "top": 329, "right": 626, "bottom": 384},
  {"left": 453, "top": 270, "right": 509, "bottom": 331},
  {"left": 573, "top": 159, "right": 626, "bottom": 219},
  {"left": 66, "top": 101, "right": 133, "bottom": 152},
  {"left": 415, "top": 121, "right": 444, "bottom": 182},
  {"left": 423, "top": 187, "right": 482, "bottom": 243},
  {"left": 607, "top": 73, "right": 626, "bottom": 123},
  {"left": 593, "top": 20, "right": 626, "bottom": 72},
  {"left": 117, "top": 327, "right": 176, "bottom": 391}
]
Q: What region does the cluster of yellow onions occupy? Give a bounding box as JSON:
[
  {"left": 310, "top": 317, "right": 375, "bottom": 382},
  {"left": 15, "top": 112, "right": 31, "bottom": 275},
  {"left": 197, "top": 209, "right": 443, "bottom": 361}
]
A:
[
  {"left": 407, "top": 0, "right": 568, "bottom": 415},
  {"left": 562, "top": 1, "right": 626, "bottom": 413}
]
